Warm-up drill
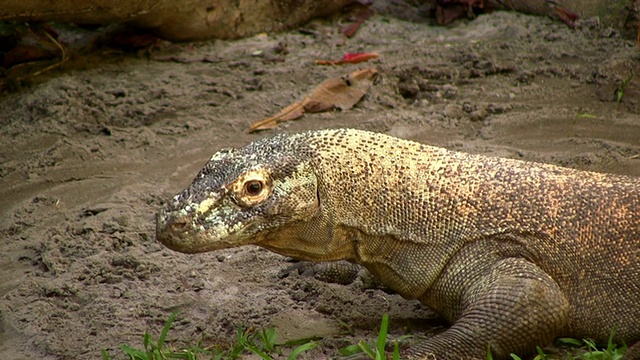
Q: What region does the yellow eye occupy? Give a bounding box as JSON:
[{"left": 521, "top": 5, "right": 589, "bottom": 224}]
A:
[
  {"left": 230, "top": 170, "right": 271, "bottom": 207},
  {"left": 244, "top": 180, "right": 263, "bottom": 196}
]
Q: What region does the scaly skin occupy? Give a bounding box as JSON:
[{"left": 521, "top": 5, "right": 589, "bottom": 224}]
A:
[{"left": 156, "top": 128, "right": 640, "bottom": 359}]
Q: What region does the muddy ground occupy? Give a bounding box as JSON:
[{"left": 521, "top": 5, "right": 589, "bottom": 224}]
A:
[{"left": 1, "top": 2, "right": 640, "bottom": 359}]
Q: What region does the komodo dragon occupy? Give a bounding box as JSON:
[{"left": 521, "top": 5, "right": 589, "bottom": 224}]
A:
[{"left": 156, "top": 128, "right": 640, "bottom": 359}]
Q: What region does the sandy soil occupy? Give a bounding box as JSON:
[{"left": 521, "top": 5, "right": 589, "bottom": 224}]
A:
[{"left": 1, "top": 3, "right": 639, "bottom": 359}]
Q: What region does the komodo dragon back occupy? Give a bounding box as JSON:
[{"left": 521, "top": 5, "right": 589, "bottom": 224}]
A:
[{"left": 156, "top": 128, "right": 640, "bottom": 360}]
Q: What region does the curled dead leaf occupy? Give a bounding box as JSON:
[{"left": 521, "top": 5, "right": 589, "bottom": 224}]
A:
[{"left": 248, "top": 67, "right": 378, "bottom": 132}]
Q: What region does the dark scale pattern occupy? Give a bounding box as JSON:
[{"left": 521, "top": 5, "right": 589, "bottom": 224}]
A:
[{"left": 157, "top": 128, "right": 640, "bottom": 359}]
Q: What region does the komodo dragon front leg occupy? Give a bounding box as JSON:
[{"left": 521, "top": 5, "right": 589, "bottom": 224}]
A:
[
  {"left": 408, "top": 238, "right": 570, "bottom": 359},
  {"left": 156, "top": 129, "right": 640, "bottom": 359},
  {"left": 287, "top": 242, "right": 570, "bottom": 359}
]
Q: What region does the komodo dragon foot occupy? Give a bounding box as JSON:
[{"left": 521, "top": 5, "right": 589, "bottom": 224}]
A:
[{"left": 278, "top": 260, "right": 386, "bottom": 290}]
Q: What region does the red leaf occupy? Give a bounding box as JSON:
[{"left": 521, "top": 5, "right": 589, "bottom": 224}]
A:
[
  {"left": 342, "top": 8, "right": 374, "bottom": 38},
  {"left": 553, "top": 5, "right": 579, "bottom": 27},
  {"left": 315, "top": 52, "right": 379, "bottom": 66}
]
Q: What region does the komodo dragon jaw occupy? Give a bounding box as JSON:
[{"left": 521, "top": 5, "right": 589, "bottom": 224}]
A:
[{"left": 156, "top": 136, "right": 321, "bottom": 255}]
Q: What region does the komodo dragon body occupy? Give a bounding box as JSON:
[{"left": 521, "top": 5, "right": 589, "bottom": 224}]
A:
[{"left": 156, "top": 128, "right": 640, "bottom": 359}]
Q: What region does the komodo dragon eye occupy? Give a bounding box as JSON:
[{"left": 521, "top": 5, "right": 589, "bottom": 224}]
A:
[
  {"left": 244, "top": 180, "right": 263, "bottom": 196},
  {"left": 228, "top": 170, "right": 272, "bottom": 207}
]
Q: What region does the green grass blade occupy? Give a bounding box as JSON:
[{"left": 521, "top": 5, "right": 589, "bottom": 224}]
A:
[
  {"left": 143, "top": 332, "right": 156, "bottom": 359},
  {"left": 101, "top": 348, "right": 111, "bottom": 360},
  {"left": 243, "top": 341, "right": 272, "bottom": 360},
  {"left": 227, "top": 326, "right": 249, "bottom": 358},
  {"left": 261, "top": 327, "right": 277, "bottom": 351},
  {"left": 158, "top": 310, "right": 179, "bottom": 350},
  {"left": 617, "top": 74, "right": 634, "bottom": 104},
  {"left": 606, "top": 327, "right": 619, "bottom": 352},
  {"left": 556, "top": 337, "right": 583, "bottom": 347},
  {"left": 335, "top": 318, "right": 355, "bottom": 335},
  {"left": 535, "top": 346, "right": 547, "bottom": 360},
  {"left": 143, "top": 332, "right": 151, "bottom": 350},
  {"left": 163, "top": 352, "right": 186, "bottom": 359},
  {"left": 583, "top": 338, "right": 598, "bottom": 352},
  {"left": 167, "top": 352, "right": 195, "bottom": 359},
  {"left": 576, "top": 113, "right": 596, "bottom": 119},
  {"left": 282, "top": 336, "right": 323, "bottom": 347},
  {"left": 392, "top": 341, "right": 400, "bottom": 360},
  {"left": 287, "top": 341, "right": 317, "bottom": 360},
  {"left": 120, "top": 344, "right": 148, "bottom": 360},
  {"left": 358, "top": 340, "right": 376, "bottom": 359},
  {"left": 338, "top": 344, "right": 362, "bottom": 356},
  {"left": 377, "top": 314, "right": 389, "bottom": 357}
]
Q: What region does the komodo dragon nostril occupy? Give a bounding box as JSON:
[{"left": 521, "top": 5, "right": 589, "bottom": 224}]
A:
[{"left": 169, "top": 217, "right": 189, "bottom": 231}]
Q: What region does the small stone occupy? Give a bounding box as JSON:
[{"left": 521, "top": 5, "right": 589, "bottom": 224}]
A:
[
  {"left": 544, "top": 33, "right": 563, "bottom": 42},
  {"left": 487, "top": 103, "right": 512, "bottom": 114},
  {"left": 439, "top": 84, "right": 459, "bottom": 99},
  {"left": 469, "top": 109, "right": 488, "bottom": 122},
  {"left": 516, "top": 70, "right": 535, "bottom": 85},
  {"left": 399, "top": 80, "right": 420, "bottom": 99},
  {"left": 442, "top": 104, "right": 464, "bottom": 119},
  {"left": 462, "top": 102, "right": 476, "bottom": 113}
]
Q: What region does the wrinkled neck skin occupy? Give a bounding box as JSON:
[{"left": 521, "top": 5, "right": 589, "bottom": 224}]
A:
[
  {"left": 255, "top": 206, "right": 358, "bottom": 262},
  {"left": 254, "top": 179, "right": 453, "bottom": 300}
]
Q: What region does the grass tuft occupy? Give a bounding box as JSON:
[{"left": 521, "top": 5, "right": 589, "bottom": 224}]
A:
[
  {"left": 101, "top": 310, "right": 317, "bottom": 360},
  {"left": 616, "top": 74, "right": 634, "bottom": 109},
  {"left": 338, "top": 314, "right": 403, "bottom": 360},
  {"left": 102, "top": 312, "right": 628, "bottom": 360},
  {"left": 502, "top": 328, "right": 627, "bottom": 360}
]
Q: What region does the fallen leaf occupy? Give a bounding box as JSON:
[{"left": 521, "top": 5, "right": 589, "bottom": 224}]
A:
[
  {"left": 342, "top": 8, "right": 374, "bottom": 38},
  {"left": 315, "top": 52, "right": 379, "bottom": 66},
  {"left": 553, "top": 5, "right": 579, "bottom": 28},
  {"left": 3, "top": 44, "right": 57, "bottom": 68},
  {"left": 248, "top": 68, "right": 378, "bottom": 132},
  {"left": 435, "top": 5, "right": 467, "bottom": 25},
  {"left": 435, "top": 0, "right": 484, "bottom": 25}
]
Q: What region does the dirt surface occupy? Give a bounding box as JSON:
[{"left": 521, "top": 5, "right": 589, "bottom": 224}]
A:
[{"left": 1, "top": 3, "right": 640, "bottom": 359}]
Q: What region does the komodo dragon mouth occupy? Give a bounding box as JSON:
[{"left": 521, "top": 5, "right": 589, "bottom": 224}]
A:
[{"left": 156, "top": 204, "right": 259, "bottom": 254}]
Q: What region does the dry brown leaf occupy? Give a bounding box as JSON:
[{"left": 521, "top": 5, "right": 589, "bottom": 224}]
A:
[
  {"left": 3, "top": 44, "right": 57, "bottom": 68},
  {"left": 553, "top": 5, "right": 579, "bottom": 27},
  {"left": 342, "top": 8, "right": 374, "bottom": 38},
  {"left": 248, "top": 67, "right": 378, "bottom": 132}
]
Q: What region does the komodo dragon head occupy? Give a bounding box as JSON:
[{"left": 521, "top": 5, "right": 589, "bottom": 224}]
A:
[{"left": 156, "top": 133, "right": 321, "bottom": 254}]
